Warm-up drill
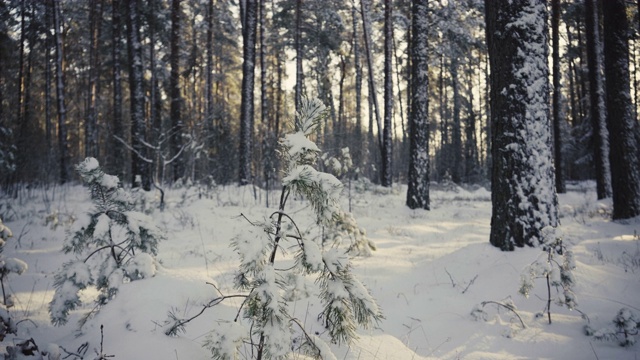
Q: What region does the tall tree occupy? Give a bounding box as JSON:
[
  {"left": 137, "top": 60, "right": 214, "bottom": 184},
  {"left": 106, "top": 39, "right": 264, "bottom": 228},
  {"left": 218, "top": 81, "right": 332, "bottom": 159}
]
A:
[
  {"left": 551, "top": 0, "right": 565, "bottom": 193},
  {"left": 170, "top": 0, "right": 184, "bottom": 181},
  {"left": 602, "top": 0, "right": 640, "bottom": 219},
  {"left": 111, "top": 0, "right": 125, "bottom": 177},
  {"left": 52, "top": 0, "right": 69, "bottom": 184},
  {"left": 381, "top": 0, "right": 393, "bottom": 187},
  {"left": 584, "top": 0, "right": 611, "bottom": 200},
  {"left": 85, "top": 0, "right": 103, "bottom": 159},
  {"left": 485, "top": 0, "right": 558, "bottom": 250},
  {"left": 406, "top": 0, "right": 429, "bottom": 210},
  {"left": 294, "top": 0, "right": 302, "bottom": 115},
  {"left": 126, "top": 0, "right": 150, "bottom": 190},
  {"left": 238, "top": 0, "right": 258, "bottom": 185}
]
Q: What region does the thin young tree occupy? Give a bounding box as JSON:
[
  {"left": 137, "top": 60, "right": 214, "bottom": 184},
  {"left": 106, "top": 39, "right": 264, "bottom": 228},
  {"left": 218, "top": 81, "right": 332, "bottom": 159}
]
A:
[
  {"left": 406, "top": 0, "right": 429, "bottom": 210},
  {"left": 485, "top": 0, "right": 558, "bottom": 250},
  {"left": 602, "top": 0, "right": 640, "bottom": 219}
]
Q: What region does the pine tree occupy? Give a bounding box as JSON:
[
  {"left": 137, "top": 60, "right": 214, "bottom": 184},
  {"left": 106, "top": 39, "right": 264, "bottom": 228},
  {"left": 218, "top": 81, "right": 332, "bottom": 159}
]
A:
[
  {"left": 164, "top": 98, "right": 381, "bottom": 359},
  {"left": 485, "top": 0, "right": 558, "bottom": 250},
  {"left": 406, "top": 0, "right": 430, "bottom": 210},
  {"left": 602, "top": 0, "right": 640, "bottom": 219},
  {"left": 238, "top": 0, "right": 259, "bottom": 185},
  {"left": 584, "top": 0, "right": 612, "bottom": 200},
  {"left": 49, "top": 158, "right": 164, "bottom": 326},
  {"left": 518, "top": 227, "right": 577, "bottom": 324},
  {"left": 0, "top": 218, "right": 25, "bottom": 339}
]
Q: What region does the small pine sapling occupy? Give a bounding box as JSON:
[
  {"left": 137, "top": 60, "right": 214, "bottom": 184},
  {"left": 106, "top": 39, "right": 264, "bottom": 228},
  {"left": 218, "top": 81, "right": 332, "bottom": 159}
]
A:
[
  {"left": 164, "top": 98, "right": 382, "bottom": 359},
  {"left": 0, "top": 218, "right": 26, "bottom": 340},
  {"left": 519, "top": 226, "right": 577, "bottom": 324},
  {"left": 592, "top": 308, "right": 640, "bottom": 347},
  {"left": 49, "top": 158, "right": 165, "bottom": 327}
]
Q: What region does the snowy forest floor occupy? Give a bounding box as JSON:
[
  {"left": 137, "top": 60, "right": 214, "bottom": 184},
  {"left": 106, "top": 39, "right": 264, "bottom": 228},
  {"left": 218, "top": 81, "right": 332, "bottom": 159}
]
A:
[{"left": 1, "top": 180, "right": 639, "bottom": 359}]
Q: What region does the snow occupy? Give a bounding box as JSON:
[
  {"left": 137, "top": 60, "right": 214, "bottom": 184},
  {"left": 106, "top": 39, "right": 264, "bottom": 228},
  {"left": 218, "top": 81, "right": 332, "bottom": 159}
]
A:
[{"left": 1, "top": 181, "right": 640, "bottom": 359}]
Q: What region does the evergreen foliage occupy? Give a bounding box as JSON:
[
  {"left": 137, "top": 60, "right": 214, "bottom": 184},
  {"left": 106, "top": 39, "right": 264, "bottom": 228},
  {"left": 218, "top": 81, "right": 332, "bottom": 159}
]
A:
[
  {"left": 519, "top": 227, "right": 577, "bottom": 324},
  {"left": 592, "top": 308, "right": 640, "bottom": 347},
  {"left": 164, "top": 98, "right": 382, "bottom": 359},
  {"left": 49, "top": 158, "right": 164, "bottom": 326},
  {"left": 0, "top": 218, "right": 23, "bottom": 340}
]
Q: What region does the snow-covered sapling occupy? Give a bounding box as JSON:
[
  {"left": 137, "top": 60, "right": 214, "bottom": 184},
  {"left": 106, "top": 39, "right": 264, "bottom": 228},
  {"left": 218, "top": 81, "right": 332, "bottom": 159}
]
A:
[
  {"left": 165, "top": 98, "right": 382, "bottom": 359},
  {"left": 519, "top": 226, "right": 577, "bottom": 324},
  {"left": 49, "top": 158, "right": 165, "bottom": 326},
  {"left": 0, "top": 218, "right": 26, "bottom": 339},
  {"left": 592, "top": 308, "right": 640, "bottom": 347}
]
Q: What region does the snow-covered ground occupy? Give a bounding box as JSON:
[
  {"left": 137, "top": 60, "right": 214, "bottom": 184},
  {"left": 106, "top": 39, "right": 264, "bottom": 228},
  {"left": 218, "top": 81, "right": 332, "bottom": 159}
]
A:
[{"left": 1, "top": 180, "right": 639, "bottom": 359}]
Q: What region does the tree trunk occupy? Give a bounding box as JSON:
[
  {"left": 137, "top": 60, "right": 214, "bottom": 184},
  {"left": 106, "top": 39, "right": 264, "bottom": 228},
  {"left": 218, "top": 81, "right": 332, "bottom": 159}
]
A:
[
  {"left": 238, "top": 0, "right": 258, "bottom": 185},
  {"left": 406, "top": 0, "right": 429, "bottom": 210},
  {"left": 602, "top": 0, "right": 640, "bottom": 219},
  {"left": 352, "top": 1, "right": 363, "bottom": 168},
  {"left": 361, "top": 0, "right": 383, "bottom": 148},
  {"left": 53, "top": 0, "right": 69, "bottom": 184},
  {"left": 451, "top": 59, "right": 462, "bottom": 184},
  {"left": 464, "top": 68, "right": 478, "bottom": 183},
  {"left": 485, "top": 0, "right": 558, "bottom": 250},
  {"left": 584, "top": 0, "right": 612, "bottom": 200},
  {"left": 381, "top": 0, "right": 393, "bottom": 187},
  {"left": 170, "top": 0, "right": 183, "bottom": 181},
  {"left": 111, "top": 0, "right": 124, "bottom": 178},
  {"left": 551, "top": 0, "right": 565, "bottom": 193},
  {"left": 126, "top": 0, "right": 150, "bottom": 190},
  {"left": 294, "top": 0, "right": 302, "bottom": 116},
  {"left": 86, "top": 0, "right": 103, "bottom": 159}
]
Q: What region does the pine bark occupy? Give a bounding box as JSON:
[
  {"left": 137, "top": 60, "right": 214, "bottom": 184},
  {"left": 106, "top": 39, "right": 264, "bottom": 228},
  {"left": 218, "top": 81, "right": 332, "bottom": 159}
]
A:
[
  {"left": 551, "top": 0, "right": 565, "bottom": 193},
  {"left": 381, "top": 0, "right": 393, "bottom": 187},
  {"left": 170, "top": 0, "right": 184, "bottom": 181},
  {"left": 406, "top": 0, "right": 429, "bottom": 210},
  {"left": 111, "top": 0, "right": 124, "bottom": 177},
  {"left": 126, "top": 0, "right": 150, "bottom": 190},
  {"left": 602, "top": 0, "right": 640, "bottom": 219},
  {"left": 352, "top": 2, "right": 363, "bottom": 167},
  {"left": 294, "top": 0, "right": 302, "bottom": 115},
  {"left": 86, "top": 0, "right": 103, "bottom": 159},
  {"left": 584, "top": 0, "right": 612, "bottom": 200},
  {"left": 485, "top": 0, "right": 558, "bottom": 250},
  {"left": 53, "top": 0, "right": 69, "bottom": 184},
  {"left": 238, "top": 0, "right": 258, "bottom": 185}
]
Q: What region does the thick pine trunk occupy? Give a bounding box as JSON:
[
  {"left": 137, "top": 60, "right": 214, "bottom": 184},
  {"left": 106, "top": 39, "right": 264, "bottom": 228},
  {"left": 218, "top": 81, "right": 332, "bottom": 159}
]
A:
[
  {"left": 584, "top": 0, "right": 612, "bottom": 200},
  {"left": 238, "top": 0, "right": 258, "bottom": 185},
  {"left": 406, "top": 0, "right": 429, "bottom": 210},
  {"left": 486, "top": 0, "right": 558, "bottom": 250},
  {"left": 602, "top": 0, "right": 640, "bottom": 219}
]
